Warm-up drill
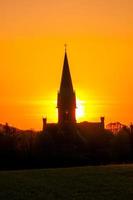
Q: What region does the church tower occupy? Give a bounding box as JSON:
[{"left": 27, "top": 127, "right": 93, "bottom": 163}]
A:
[{"left": 57, "top": 49, "right": 76, "bottom": 125}]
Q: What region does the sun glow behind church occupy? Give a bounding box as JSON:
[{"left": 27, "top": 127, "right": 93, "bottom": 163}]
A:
[
  {"left": 76, "top": 99, "right": 85, "bottom": 120},
  {"left": 0, "top": 0, "right": 132, "bottom": 129},
  {"left": 40, "top": 97, "right": 87, "bottom": 123}
]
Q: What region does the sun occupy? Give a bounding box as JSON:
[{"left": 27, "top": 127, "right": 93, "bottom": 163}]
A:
[{"left": 76, "top": 99, "right": 85, "bottom": 121}]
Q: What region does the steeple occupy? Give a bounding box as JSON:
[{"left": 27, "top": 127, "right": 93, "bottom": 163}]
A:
[
  {"left": 60, "top": 51, "right": 74, "bottom": 94},
  {"left": 57, "top": 48, "right": 76, "bottom": 124}
]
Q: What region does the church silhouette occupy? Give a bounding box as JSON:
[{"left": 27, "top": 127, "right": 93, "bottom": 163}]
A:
[
  {"left": 42, "top": 49, "right": 104, "bottom": 136},
  {"left": 57, "top": 49, "right": 76, "bottom": 124}
]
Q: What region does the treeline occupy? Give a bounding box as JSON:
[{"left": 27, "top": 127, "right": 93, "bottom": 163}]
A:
[{"left": 0, "top": 123, "right": 133, "bottom": 169}]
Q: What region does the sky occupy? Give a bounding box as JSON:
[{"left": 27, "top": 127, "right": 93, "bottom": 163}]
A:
[{"left": 0, "top": 0, "right": 133, "bottom": 130}]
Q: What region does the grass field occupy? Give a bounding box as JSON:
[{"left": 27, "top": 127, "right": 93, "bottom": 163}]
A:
[{"left": 0, "top": 164, "right": 133, "bottom": 200}]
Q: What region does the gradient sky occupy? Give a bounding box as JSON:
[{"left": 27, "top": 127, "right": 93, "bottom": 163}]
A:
[{"left": 0, "top": 0, "right": 133, "bottom": 130}]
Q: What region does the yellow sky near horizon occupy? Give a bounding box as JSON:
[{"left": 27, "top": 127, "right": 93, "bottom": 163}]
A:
[{"left": 0, "top": 0, "right": 133, "bottom": 130}]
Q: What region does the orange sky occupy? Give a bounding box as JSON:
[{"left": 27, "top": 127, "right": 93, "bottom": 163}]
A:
[{"left": 0, "top": 0, "right": 133, "bottom": 130}]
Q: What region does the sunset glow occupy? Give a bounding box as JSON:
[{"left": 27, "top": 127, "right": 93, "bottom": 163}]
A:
[
  {"left": 76, "top": 99, "right": 85, "bottom": 121},
  {"left": 0, "top": 0, "right": 133, "bottom": 130}
]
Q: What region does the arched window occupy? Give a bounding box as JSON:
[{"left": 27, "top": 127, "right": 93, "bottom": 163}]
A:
[{"left": 63, "top": 110, "right": 69, "bottom": 121}]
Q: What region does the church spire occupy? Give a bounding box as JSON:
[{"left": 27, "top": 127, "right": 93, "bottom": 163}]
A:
[
  {"left": 60, "top": 48, "right": 74, "bottom": 93},
  {"left": 57, "top": 48, "right": 76, "bottom": 124}
]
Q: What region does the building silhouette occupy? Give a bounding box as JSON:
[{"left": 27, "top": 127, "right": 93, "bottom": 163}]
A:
[
  {"left": 57, "top": 50, "right": 76, "bottom": 124},
  {"left": 43, "top": 49, "right": 104, "bottom": 133}
]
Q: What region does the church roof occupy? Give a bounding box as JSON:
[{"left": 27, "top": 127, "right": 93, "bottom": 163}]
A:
[{"left": 59, "top": 51, "right": 74, "bottom": 93}]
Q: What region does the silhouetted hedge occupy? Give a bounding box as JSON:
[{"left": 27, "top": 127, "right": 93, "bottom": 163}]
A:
[{"left": 0, "top": 123, "right": 133, "bottom": 169}]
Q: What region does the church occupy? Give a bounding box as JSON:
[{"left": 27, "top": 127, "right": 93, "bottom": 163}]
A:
[{"left": 42, "top": 49, "right": 104, "bottom": 135}]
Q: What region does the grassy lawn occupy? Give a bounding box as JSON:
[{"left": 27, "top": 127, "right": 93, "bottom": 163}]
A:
[{"left": 0, "top": 164, "right": 133, "bottom": 200}]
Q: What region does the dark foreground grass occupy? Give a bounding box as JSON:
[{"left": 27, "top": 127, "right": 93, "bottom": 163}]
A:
[{"left": 0, "top": 164, "right": 133, "bottom": 200}]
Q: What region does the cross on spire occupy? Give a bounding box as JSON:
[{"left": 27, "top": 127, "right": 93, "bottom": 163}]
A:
[{"left": 64, "top": 43, "right": 67, "bottom": 52}]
